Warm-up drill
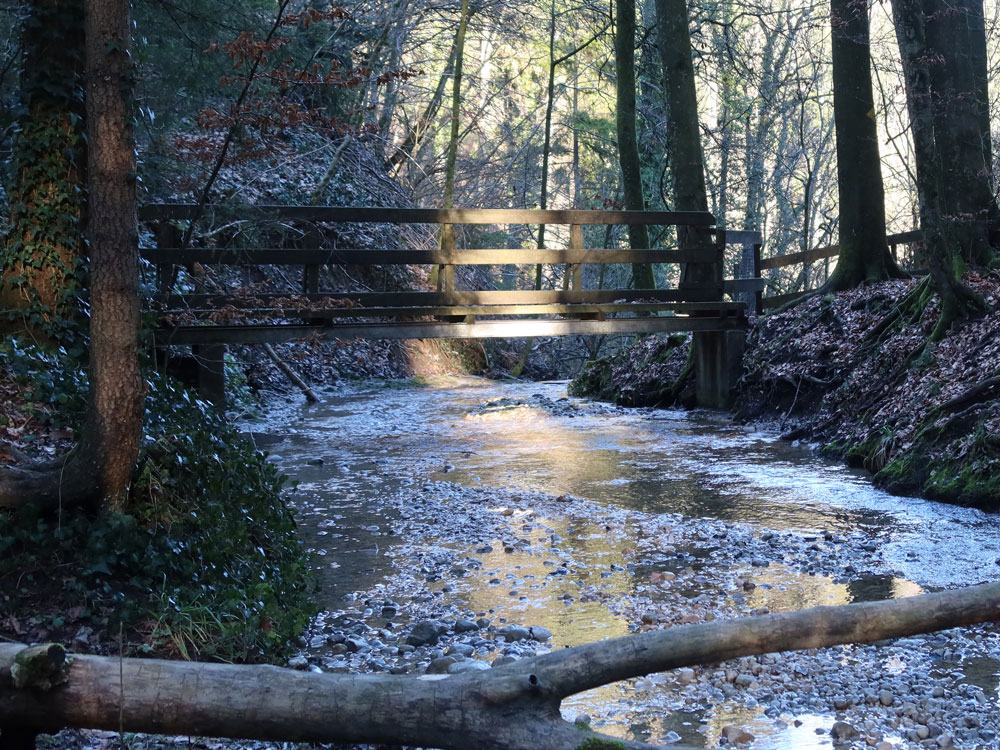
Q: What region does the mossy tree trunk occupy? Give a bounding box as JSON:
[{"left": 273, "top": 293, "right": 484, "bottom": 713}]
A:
[
  {"left": 923, "top": 0, "right": 997, "bottom": 266},
  {"left": 890, "top": 0, "right": 988, "bottom": 338},
  {"left": 0, "top": 0, "right": 141, "bottom": 511},
  {"left": 0, "top": 0, "right": 86, "bottom": 343},
  {"left": 614, "top": 0, "right": 654, "bottom": 290},
  {"left": 827, "top": 0, "right": 904, "bottom": 290}
]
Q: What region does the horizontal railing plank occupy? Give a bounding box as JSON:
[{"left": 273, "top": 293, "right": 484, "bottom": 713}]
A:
[
  {"left": 723, "top": 278, "right": 766, "bottom": 294},
  {"left": 759, "top": 245, "right": 840, "bottom": 271},
  {"left": 762, "top": 290, "right": 809, "bottom": 309},
  {"left": 154, "top": 315, "right": 747, "bottom": 345},
  {"left": 154, "top": 301, "right": 747, "bottom": 319},
  {"left": 161, "top": 288, "right": 722, "bottom": 308},
  {"left": 760, "top": 229, "right": 922, "bottom": 271},
  {"left": 138, "top": 205, "right": 716, "bottom": 227},
  {"left": 142, "top": 248, "right": 718, "bottom": 266},
  {"left": 887, "top": 229, "right": 923, "bottom": 245}
]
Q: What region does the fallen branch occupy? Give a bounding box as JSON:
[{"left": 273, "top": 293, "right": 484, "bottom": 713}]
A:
[
  {"left": 262, "top": 343, "right": 319, "bottom": 403},
  {"left": 4, "top": 580, "right": 1000, "bottom": 749}
]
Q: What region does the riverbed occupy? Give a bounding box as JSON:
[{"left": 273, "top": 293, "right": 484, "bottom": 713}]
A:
[{"left": 251, "top": 376, "right": 1000, "bottom": 749}]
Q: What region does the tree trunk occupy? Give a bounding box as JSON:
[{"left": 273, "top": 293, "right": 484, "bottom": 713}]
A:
[
  {"left": 827, "top": 0, "right": 901, "bottom": 289},
  {"left": 81, "top": 0, "right": 143, "bottom": 509},
  {"left": 614, "top": 0, "right": 654, "bottom": 289},
  {"left": 443, "top": 0, "right": 471, "bottom": 210},
  {"left": 387, "top": 39, "right": 458, "bottom": 170},
  {"left": 923, "top": 0, "right": 996, "bottom": 265},
  {"left": 534, "top": 0, "right": 558, "bottom": 290},
  {"left": 0, "top": 0, "right": 142, "bottom": 511},
  {"left": 891, "top": 0, "right": 987, "bottom": 337},
  {"left": 654, "top": 0, "right": 712, "bottom": 288},
  {"left": 5, "top": 581, "right": 1000, "bottom": 749},
  {"left": 0, "top": 0, "right": 86, "bottom": 343}
]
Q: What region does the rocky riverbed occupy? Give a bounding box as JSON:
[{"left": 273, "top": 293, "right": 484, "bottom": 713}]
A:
[{"left": 38, "top": 377, "right": 1000, "bottom": 749}]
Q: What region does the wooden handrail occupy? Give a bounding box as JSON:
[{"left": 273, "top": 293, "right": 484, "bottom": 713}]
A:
[
  {"left": 760, "top": 229, "right": 922, "bottom": 271},
  {"left": 140, "top": 248, "right": 718, "bottom": 266},
  {"left": 137, "top": 204, "right": 716, "bottom": 227}
]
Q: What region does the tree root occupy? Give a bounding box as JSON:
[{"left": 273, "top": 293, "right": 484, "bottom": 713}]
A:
[{"left": 936, "top": 375, "right": 1000, "bottom": 415}]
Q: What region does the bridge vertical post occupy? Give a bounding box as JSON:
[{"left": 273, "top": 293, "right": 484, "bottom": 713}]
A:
[
  {"left": 692, "top": 226, "right": 744, "bottom": 409},
  {"left": 566, "top": 223, "right": 583, "bottom": 291},
  {"left": 753, "top": 238, "right": 763, "bottom": 316},
  {"left": 303, "top": 225, "right": 321, "bottom": 297},
  {"left": 439, "top": 224, "right": 456, "bottom": 292},
  {"left": 194, "top": 343, "right": 227, "bottom": 410},
  {"left": 154, "top": 222, "right": 179, "bottom": 296}
]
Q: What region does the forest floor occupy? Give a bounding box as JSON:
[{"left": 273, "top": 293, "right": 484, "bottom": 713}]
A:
[
  {"left": 737, "top": 271, "right": 1000, "bottom": 507},
  {"left": 571, "top": 271, "right": 1000, "bottom": 509}
]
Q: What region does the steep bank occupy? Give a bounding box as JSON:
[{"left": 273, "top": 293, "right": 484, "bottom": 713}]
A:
[{"left": 570, "top": 274, "right": 1000, "bottom": 509}]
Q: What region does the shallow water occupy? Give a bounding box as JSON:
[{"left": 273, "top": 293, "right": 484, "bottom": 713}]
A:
[{"left": 250, "top": 376, "right": 1000, "bottom": 748}]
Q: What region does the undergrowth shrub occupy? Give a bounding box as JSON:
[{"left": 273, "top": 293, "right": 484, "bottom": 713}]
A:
[{"left": 0, "top": 341, "right": 314, "bottom": 663}]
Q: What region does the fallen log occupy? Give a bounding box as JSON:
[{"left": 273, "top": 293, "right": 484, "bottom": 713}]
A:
[{"left": 4, "top": 580, "right": 1000, "bottom": 749}]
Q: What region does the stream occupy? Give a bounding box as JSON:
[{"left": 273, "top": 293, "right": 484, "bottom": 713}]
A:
[{"left": 248, "top": 377, "right": 1000, "bottom": 749}]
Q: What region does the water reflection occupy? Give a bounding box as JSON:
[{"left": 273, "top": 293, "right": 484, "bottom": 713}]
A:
[{"left": 258, "top": 377, "right": 1000, "bottom": 749}]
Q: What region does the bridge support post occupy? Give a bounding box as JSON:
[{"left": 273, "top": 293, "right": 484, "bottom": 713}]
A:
[
  {"left": 692, "top": 330, "right": 744, "bottom": 409},
  {"left": 194, "top": 343, "right": 227, "bottom": 409}
]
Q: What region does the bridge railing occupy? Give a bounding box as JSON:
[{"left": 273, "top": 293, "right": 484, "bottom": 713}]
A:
[
  {"left": 138, "top": 205, "right": 757, "bottom": 345},
  {"left": 756, "top": 229, "right": 923, "bottom": 309}
]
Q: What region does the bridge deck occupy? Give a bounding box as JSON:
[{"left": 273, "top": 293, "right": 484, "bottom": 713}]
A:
[
  {"left": 141, "top": 204, "right": 757, "bottom": 344},
  {"left": 154, "top": 314, "right": 747, "bottom": 346}
]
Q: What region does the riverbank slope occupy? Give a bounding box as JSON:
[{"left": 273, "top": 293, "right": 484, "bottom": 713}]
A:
[{"left": 571, "top": 273, "right": 1000, "bottom": 509}]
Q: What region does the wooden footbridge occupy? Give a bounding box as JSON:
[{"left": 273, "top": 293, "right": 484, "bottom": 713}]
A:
[{"left": 139, "top": 205, "right": 763, "bottom": 406}]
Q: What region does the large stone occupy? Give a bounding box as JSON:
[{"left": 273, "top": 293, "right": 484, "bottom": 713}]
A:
[
  {"left": 830, "top": 722, "right": 858, "bottom": 740},
  {"left": 406, "top": 621, "right": 442, "bottom": 647},
  {"left": 426, "top": 656, "right": 458, "bottom": 674},
  {"left": 500, "top": 626, "right": 531, "bottom": 642},
  {"left": 529, "top": 626, "right": 552, "bottom": 642},
  {"left": 720, "top": 725, "right": 755, "bottom": 744}
]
